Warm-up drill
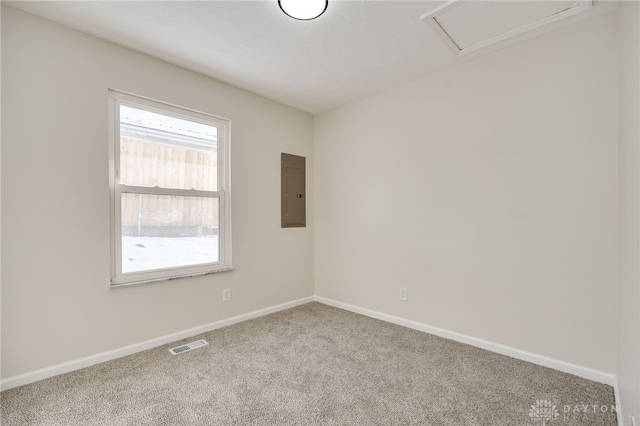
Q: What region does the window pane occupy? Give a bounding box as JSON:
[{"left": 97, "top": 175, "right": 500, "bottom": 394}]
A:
[
  {"left": 121, "top": 193, "right": 219, "bottom": 274},
  {"left": 119, "top": 105, "right": 218, "bottom": 191}
]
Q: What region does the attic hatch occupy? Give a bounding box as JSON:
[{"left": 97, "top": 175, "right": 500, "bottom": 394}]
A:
[{"left": 422, "top": 0, "right": 592, "bottom": 56}]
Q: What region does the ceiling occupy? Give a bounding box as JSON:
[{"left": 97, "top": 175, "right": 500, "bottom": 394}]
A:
[{"left": 6, "top": 0, "right": 617, "bottom": 114}]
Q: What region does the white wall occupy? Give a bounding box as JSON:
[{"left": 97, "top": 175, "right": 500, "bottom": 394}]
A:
[
  {"left": 618, "top": 2, "right": 640, "bottom": 423},
  {"left": 315, "top": 12, "right": 618, "bottom": 373},
  {"left": 1, "top": 5, "right": 314, "bottom": 379},
  {"left": 0, "top": 4, "right": 3, "bottom": 382}
]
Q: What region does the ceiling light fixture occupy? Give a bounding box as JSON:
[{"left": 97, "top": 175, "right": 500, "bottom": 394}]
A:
[{"left": 279, "top": 0, "right": 328, "bottom": 20}]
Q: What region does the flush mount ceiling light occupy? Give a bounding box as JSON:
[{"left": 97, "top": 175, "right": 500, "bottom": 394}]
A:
[{"left": 279, "top": 0, "right": 328, "bottom": 20}]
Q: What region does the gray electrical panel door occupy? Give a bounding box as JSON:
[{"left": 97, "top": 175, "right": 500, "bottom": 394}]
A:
[{"left": 281, "top": 153, "right": 306, "bottom": 228}]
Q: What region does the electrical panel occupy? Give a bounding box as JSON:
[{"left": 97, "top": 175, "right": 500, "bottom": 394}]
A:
[{"left": 281, "top": 153, "right": 306, "bottom": 228}]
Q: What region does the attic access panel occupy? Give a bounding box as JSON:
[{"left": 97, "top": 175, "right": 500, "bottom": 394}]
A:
[
  {"left": 422, "top": 0, "right": 592, "bottom": 56},
  {"left": 281, "top": 153, "right": 306, "bottom": 228}
]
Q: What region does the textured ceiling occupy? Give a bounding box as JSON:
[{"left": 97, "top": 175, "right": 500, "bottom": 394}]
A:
[{"left": 6, "top": 1, "right": 617, "bottom": 114}]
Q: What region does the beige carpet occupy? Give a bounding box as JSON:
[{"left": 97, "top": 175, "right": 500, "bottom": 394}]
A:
[{"left": 1, "top": 302, "right": 616, "bottom": 425}]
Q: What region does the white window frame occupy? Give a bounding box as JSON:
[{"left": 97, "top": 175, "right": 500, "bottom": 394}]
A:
[{"left": 109, "top": 90, "right": 232, "bottom": 286}]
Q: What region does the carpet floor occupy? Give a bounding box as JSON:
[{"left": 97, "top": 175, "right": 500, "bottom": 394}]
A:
[{"left": 1, "top": 302, "right": 616, "bottom": 425}]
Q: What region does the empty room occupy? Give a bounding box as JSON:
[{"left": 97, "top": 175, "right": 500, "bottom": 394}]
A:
[{"left": 1, "top": 0, "right": 639, "bottom": 425}]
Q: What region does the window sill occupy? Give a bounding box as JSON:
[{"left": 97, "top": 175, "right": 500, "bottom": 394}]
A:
[{"left": 110, "top": 267, "right": 235, "bottom": 288}]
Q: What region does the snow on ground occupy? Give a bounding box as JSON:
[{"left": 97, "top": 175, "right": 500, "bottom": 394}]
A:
[{"left": 122, "top": 235, "right": 219, "bottom": 273}]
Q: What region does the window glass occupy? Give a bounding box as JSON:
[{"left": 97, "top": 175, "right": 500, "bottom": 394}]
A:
[
  {"left": 121, "top": 194, "right": 219, "bottom": 273},
  {"left": 119, "top": 105, "right": 218, "bottom": 191}
]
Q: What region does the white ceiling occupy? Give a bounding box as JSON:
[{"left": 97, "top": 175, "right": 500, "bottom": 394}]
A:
[{"left": 6, "top": 0, "right": 617, "bottom": 114}]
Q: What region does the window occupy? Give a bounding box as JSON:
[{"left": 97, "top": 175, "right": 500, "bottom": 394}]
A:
[{"left": 109, "top": 91, "right": 231, "bottom": 286}]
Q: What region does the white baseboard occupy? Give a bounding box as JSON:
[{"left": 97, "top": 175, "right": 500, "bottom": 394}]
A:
[
  {"left": 0, "top": 296, "right": 314, "bottom": 391},
  {"left": 314, "top": 296, "right": 617, "bottom": 387},
  {"left": 2, "top": 294, "right": 619, "bottom": 404},
  {"left": 614, "top": 379, "right": 623, "bottom": 426}
]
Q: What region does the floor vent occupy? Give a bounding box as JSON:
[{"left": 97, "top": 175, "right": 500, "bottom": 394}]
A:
[{"left": 169, "top": 339, "right": 208, "bottom": 355}]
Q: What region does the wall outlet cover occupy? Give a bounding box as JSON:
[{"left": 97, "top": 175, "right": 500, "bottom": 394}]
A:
[
  {"left": 222, "top": 288, "right": 231, "bottom": 302},
  {"left": 400, "top": 288, "right": 408, "bottom": 302}
]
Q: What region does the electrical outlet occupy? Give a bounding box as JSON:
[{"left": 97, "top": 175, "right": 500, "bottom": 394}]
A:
[
  {"left": 222, "top": 288, "right": 231, "bottom": 302},
  {"left": 399, "top": 287, "right": 408, "bottom": 301}
]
